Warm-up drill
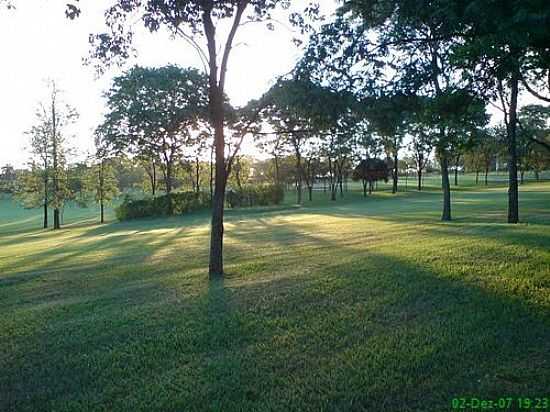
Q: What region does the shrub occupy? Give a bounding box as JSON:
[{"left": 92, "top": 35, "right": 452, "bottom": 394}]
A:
[
  {"left": 226, "top": 184, "right": 284, "bottom": 208},
  {"left": 115, "top": 192, "right": 211, "bottom": 221}
]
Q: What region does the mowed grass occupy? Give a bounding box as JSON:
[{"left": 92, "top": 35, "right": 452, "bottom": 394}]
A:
[{"left": 1, "top": 182, "right": 549, "bottom": 411}]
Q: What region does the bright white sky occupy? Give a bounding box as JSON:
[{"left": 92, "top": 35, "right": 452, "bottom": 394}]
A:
[
  {"left": 0, "top": 1, "right": 542, "bottom": 169},
  {"left": 0, "top": 0, "right": 337, "bottom": 168}
]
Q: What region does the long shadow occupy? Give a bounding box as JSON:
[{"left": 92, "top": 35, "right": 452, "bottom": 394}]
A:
[{"left": 2, "top": 239, "right": 549, "bottom": 411}]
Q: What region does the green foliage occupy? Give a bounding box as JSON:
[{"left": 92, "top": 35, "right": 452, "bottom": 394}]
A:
[
  {"left": 0, "top": 164, "right": 18, "bottom": 194},
  {"left": 226, "top": 185, "right": 285, "bottom": 208},
  {"left": 115, "top": 192, "right": 211, "bottom": 221},
  {"left": 14, "top": 166, "right": 45, "bottom": 209}
]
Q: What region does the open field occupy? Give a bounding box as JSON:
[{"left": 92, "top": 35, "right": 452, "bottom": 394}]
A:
[{"left": 1, "top": 182, "right": 549, "bottom": 411}]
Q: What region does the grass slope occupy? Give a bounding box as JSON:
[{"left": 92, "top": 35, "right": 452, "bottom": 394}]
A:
[{"left": 1, "top": 183, "right": 549, "bottom": 411}]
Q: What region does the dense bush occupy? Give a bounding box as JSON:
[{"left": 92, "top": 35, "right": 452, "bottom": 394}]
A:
[
  {"left": 226, "top": 184, "right": 285, "bottom": 208},
  {"left": 115, "top": 185, "right": 284, "bottom": 220},
  {"left": 115, "top": 192, "right": 211, "bottom": 220}
]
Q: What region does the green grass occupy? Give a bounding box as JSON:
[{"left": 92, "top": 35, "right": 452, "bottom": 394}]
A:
[{"left": 1, "top": 182, "right": 549, "bottom": 411}]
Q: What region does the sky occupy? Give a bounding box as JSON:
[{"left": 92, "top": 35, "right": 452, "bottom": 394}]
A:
[
  {"left": 0, "top": 0, "right": 336, "bottom": 168},
  {"left": 0, "top": 1, "right": 544, "bottom": 169}
]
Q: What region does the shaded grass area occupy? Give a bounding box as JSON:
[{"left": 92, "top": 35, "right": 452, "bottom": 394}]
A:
[{"left": 1, "top": 183, "right": 549, "bottom": 411}]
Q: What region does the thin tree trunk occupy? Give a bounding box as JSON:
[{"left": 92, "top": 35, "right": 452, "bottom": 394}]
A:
[
  {"left": 392, "top": 152, "right": 398, "bottom": 194},
  {"left": 274, "top": 155, "right": 280, "bottom": 186},
  {"left": 454, "top": 165, "right": 459, "bottom": 186},
  {"left": 43, "top": 176, "right": 48, "bottom": 228},
  {"left": 475, "top": 170, "right": 479, "bottom": 185},
  {"left": 363, "top": 179, "right": 367, "bottom": 197},
  {"left": 99, "top": 162, "right": 105, "bottom": 223},
  {"left": 417, "top": 168, "right": 422, "bottom": 191},
  {"left": 152, "top": 160, "right": 157, "bottom": 196},
  {"left": 328, "top": 157, "right": 336, "bottom": 201},
  {"left": 485, "top": 166, "right": 489, "bottom": 186},
  {"left": 52, "top": 102, "right": 60, "bottom": 230},
  {"left": 507, "top": 73, "right": 520, "bottom": 223},
  {"left": 165, "top": 160, "right": 173, "bottom": 215},
  {"left": 440, "top": 150, "right": 451, "bottom": 221},
  {"left": 210, "top": 144, "right": 214, "bottom": 200},
  {"left": 195, "top": 157, "right": 201, "bottom": 193},
  {"left": 295, "top": 153, "right": 302, "bottom": 205}
]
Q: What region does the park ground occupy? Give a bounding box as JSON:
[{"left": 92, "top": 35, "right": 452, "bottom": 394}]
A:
[{"left": 1, "top": 175, "right": 549, "bottom": 411}]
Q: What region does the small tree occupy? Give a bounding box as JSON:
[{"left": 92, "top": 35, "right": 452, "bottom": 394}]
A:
[
  {"left": 20, "top": 81, "right": 77, "bottom": 229},
  {"left": 83, "top": 143, "right": 121, "bottom": 224}
]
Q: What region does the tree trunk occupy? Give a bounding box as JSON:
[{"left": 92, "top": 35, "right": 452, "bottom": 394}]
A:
[
  {"left": 208, "top": 85, "right": 227, "bottom": 278},
  {"left": 308, "top": 186, "right": 312, "bottom": 201},
  {"left": 52, "top": 103, "right": 60, "bottom": 230},
  {"left": 209, "top": 145, "right": 214, "bottom": 200},
  {"left": 507, "top": 73, "right": 519, "bottom": 224},
  {"left": 454, "top": 165, "right": 458, "bottom": 186},
  {"left": 274, "top": 155, "right": 280, "bottom": 186},
  {"left": 417, "top": 168, "right": 422, "bottom": 191},
  {"left": 392, "top": 152, "right": 398, "bottom": 194},
  {"left": 328, "top": 157, "right": 336, "bottom": 201},
  {"left": 165, "top": 162, "right": 173, "bottom": 215},
  {"left": 485, "top": 166, "right": 489, "bottom": 186},
  {"left": 363, "top": 179, "right": 368, "bottom": 197},
  {"left": 440, "top": 150, "right": 451, "bottom": 221},
  {"left": 475, "top": 170, "right": 479, "bottom": 185},
  {"left": 295, "top": 154, "right": 302, "bottom": 205},
  {"left": 195, "top": 157, "right": 201, "bottom": 193},
  {"left": 43, "top": 176, "right": 48, "bottom": 229},
  {"left": 152, "top": 160, "right": 157, "bottom": 196},
  {"left": 99, "top": 163, "right": 105, "bottom": 223},
  {"left": 53, "top": 209, "right": 60, "bottom": 229}
]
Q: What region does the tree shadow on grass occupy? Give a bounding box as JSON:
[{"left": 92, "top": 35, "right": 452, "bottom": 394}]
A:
[{"left": 1, "top": 223, "right": 550, "bottom": 411}]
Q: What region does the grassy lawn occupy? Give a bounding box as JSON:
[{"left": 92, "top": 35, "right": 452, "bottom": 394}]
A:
[{"left": 1, "top": 182, "right": 549, "bottom": 411}]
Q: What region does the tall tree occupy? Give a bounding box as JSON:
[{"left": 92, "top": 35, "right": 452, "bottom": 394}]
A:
[
  {"left": 22, "top": 81, "right": 77, "bottom": 229},
  {"left": 98, "top": 65, "right": 209, "bottom": 214},
  {"left": 299, "top": 0, "right": 487, "bottom": 220},
  {"left": 451, "top": 0, "right": 550, "bottom": 222},
  {"left": 69, "top": 1, "right": 315, "bottom": 277}
]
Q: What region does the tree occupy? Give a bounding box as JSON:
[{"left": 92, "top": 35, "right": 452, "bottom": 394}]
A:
[
  {"left": 518, "top": 105, "right": 550, "bottom": 152},
  {"left": 352, "top": 158, "right": 389, "bottom": 196},
  {"left": 69, "top": 0, "right": 318, "bottom": 277},
  {"left": 98, "top": 65, "right": 209, "bottom": 214},
  {"left": 517, "top": 105, "right": 550, "bottom": 181},
  {"left": 365, "top": 95, "right": 410, "bottom": 194},
  {"left": 0, "top": 164, "right": 18, "bottom": 194},
  {"left": 408, "top": 125, "right": 433, "bottom": 191},
  {"left": 299, "top": 0, "right": 488, "bottom": 220},
  {"left": 478, "top": 127, "right": 504, "bottom": 186},
  {"left": 450, "top": 0, "right": 550, "bottom": 222},
  {"left": 87, "top": 156, "right": 119, "bottom": 224},
  {"left": 262, "top": 78, "right": 342, "bottom": 204},
  {"left": 21, "top": 81, "right": 77, "bottom": 229}
]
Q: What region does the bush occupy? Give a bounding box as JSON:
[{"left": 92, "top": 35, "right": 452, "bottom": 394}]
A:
[
  {"left": 115, "top": 192, "right": 211, "bottom": 221},
  {"left": 226, "top": 184, "right": 284, "bottom": 208}
]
